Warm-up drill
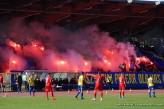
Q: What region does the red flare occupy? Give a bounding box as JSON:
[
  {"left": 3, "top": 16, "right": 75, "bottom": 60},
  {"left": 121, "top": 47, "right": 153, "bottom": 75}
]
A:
[
  {"left": 84, "top": 62, "right": 88, "bottom": 66},
  {"left": 40, "top": 47, "right": 44, "bottom": 51},
  {"left": 11, "top": 60, "right": 17, "bottom": 64}
]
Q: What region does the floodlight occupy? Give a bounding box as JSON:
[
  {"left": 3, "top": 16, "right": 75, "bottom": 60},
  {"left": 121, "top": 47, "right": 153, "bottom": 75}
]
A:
[
  {"left": 127, "top": 0, "right": 133, "bottom": 3},
  {"left": 155, "top": 0, "right": 160, "bottom": 5}
]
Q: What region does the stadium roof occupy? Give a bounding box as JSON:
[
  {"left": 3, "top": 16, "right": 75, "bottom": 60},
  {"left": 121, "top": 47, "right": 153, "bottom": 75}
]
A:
[{"left": 0, "top": 0, "right": 164, "bottom": 36}]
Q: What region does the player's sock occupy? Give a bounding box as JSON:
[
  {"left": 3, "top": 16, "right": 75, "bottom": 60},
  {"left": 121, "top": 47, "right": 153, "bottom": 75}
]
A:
[
  {"left": 33, "top": 90, "right": 35, "bottom": 96},
  {"left": 122, "top": 92, "right": 124, "bottom": 98},
  {"left": 94, "top": 92, "right": 97, "bottom": 98},
  {"left": 81, "top": 92, "right": 83, "bottom": 99},
  {"left": 119, "top": 92, "right": 121, "bottom": 98},
  {"left": 148, "top": 92, "right": 151, "bottom": 97},
  {"left": 153, "top": 92, "right": 155, "bottom": 97},
  {"left": 76, "top": 92, "right": 80, "bottom": 97},
  {"left": 52, "top": 92, "right": 56, "bottom": 100},
  {"left": 100, "top": 92, "right": 103, "bottom": 99},
  {"left": 51, "top": 91, "right": 54, "bottom": 98},
  {"left": 46, "top": 92, "right": 49, "bottom": 100}
]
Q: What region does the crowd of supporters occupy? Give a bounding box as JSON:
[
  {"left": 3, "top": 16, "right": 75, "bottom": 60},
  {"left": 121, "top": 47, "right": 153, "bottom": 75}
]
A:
[
  {"left": 14, "top": 75, "right": 78, "bottom": 92},
  {"left": 120, "top": 62, "right": 158, "bottom": 72},
  {"left": 119, "top": 60, "right": 158, "bottom": 72}
]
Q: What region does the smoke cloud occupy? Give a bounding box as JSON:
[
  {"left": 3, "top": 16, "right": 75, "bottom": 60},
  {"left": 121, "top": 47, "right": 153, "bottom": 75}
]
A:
[{"left": 0, "top": 19, "right": 137, "bottom": 72}]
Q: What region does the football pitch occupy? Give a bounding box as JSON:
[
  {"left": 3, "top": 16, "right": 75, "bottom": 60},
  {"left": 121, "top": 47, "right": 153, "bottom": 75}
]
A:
[{"left": 0, "top": 93, "right": 164, "bottom": 109}]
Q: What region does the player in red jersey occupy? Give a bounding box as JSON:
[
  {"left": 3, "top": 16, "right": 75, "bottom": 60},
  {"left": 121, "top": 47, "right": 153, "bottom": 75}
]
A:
[
  {"left": 119, "top": 73, "right": 126, "bottom": 98},
  {"left": 88, "top": 70, "right": 106, "bottom": 101},
  {"left": 45, "top": 73, "right": 56, "bottom": 100}
]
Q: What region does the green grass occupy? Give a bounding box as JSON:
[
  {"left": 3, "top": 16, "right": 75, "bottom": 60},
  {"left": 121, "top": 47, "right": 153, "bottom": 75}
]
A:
[{"left": 0, "top": 94, "right": 164, "bottom": 109}]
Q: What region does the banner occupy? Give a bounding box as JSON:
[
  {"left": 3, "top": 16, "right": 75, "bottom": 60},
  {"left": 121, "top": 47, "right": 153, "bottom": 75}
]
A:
[
  {"left": 84, "top": 72, "right": 164, "bottom": 89},
  {"left": 9, "top": 71, "right": 164, "bottom": 89}
]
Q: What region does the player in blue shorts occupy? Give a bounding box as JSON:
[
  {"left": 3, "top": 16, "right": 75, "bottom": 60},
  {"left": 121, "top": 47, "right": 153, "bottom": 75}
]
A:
[
  {"left": 75, "top": 72, "right": 84, "bottom": 99},
  {"left": 28, "top": 74, "right": 35, "bottom": 96},
  {"left": 147, "top": 75, "right": 155, "bottom": 97}
]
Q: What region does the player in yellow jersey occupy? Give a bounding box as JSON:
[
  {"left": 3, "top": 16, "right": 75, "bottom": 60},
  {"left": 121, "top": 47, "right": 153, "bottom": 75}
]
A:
[
  {"left": 28, "top": 74, "right": 35, "bottom": 96},
  {"left": 75, "top": 72, "right": 84, "bottom": 99},
  {"left": 147, "top": 75, "right": 155, "bottom": 97}
]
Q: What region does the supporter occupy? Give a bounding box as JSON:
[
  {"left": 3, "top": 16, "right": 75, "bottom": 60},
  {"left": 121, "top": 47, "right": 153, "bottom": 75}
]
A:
[
  {"left": 129, "top": 61, "right": 135, "bottom": 72},
  {"left": 15, "top": 73, "right": 23, "bottom": 93},
  {"left": 22, "top": 74, "right": 28, "bottom": 91},
  {"left": 0, "top": 74, "right": 4, "bottom": 92},
  {"left": 58, "top": 78, "right": 63, "bottom": 86}
]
